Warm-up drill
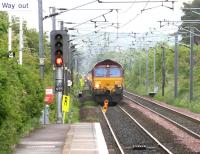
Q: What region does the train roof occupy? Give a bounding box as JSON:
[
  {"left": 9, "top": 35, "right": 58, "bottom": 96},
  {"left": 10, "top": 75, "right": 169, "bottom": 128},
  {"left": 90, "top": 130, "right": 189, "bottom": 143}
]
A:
[{"left": 93, "top": 59, "right": 123, "bottom": 68}]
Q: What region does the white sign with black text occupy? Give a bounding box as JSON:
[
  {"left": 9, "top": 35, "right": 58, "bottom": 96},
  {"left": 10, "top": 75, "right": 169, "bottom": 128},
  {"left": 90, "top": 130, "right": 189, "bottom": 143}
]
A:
[{"left": 0, "top": 0, "right": 34, "bottom": 11}]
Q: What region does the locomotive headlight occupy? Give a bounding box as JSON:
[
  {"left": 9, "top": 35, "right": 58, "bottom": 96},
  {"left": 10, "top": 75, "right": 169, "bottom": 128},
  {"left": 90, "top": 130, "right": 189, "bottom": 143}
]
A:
[
  {"left": 94, "top": 81, "right": 101, "bottom": 89},
  {"left": 95, "top": 83, "right": 100, "bottom": 88}
]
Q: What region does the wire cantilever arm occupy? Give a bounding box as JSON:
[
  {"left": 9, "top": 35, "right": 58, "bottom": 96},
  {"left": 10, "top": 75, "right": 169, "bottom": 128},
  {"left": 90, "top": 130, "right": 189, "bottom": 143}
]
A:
[
  {"left": 72, "top": 10, "right": 113, "bottom": 28},
  {"left": 43, "top": 0, "right": 98, "bottom": 20}
]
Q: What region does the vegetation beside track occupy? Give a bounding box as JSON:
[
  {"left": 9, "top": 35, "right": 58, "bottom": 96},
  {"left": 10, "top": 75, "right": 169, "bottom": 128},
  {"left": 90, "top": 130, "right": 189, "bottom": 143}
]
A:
[
  {"left": 0, "top": 56, "right": 44, "bottom": 154},
  {"left": 124, "top": 45, "right": 200, "bottom": 114},
  {"left": 79, "top": 90, "right": 99, "bottom": 122},
  {"left": 0, "top": 12, "right": 50, "bottom": 154}
]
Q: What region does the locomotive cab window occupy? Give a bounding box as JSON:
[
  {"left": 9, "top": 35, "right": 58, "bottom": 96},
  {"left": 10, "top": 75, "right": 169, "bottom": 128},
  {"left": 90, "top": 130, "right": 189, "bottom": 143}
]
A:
[
  {"left": 94, "top": 68, "right": 107, "bottom": 77},
  {"left": 109, "top": 67, "right": 121, "bottom": 77}
]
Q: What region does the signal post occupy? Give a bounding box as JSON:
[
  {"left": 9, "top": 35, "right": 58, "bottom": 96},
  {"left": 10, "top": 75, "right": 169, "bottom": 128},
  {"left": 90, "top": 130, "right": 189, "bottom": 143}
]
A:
[{"left": 50, "top": 30, "right": 69, "bottom": 123}]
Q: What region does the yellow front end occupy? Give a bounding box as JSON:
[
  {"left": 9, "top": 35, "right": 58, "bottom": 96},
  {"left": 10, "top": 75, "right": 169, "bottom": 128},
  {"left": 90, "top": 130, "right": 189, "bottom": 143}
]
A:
[{"left": 92, "top": 77, "right": 124, "bottom": 94}]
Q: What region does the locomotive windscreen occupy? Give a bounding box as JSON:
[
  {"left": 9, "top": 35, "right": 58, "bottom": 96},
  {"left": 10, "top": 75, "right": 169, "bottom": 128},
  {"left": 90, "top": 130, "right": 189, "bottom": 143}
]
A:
[
  {"left": 94, "top": 68, "right": 107, "bottom": 77},
  {"left": 109, "top": 68, "right": 121, "bottom": 77},
  {"left": 94, "top": 66, "right": 121, "bottom": 77}
]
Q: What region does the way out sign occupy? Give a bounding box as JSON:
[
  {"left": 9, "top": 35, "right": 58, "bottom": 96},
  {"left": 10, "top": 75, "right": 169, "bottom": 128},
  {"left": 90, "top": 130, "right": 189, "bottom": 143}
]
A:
[
  {"left": 62, "top": 95, "right": 70, "bottom": 112},
  {"left": 0, "top": 0, "right": 34, "bottom": 11}
]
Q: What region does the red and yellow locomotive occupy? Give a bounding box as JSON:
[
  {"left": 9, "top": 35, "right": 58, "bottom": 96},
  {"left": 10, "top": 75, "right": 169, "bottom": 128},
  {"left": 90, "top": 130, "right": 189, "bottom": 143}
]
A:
[{"left": 90, "top": 59, "right": 124, "bottom": 105}]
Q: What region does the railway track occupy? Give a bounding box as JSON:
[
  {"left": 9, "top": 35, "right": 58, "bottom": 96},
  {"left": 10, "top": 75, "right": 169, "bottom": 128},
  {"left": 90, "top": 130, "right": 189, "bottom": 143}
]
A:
[
  {"left": 123, "top": 90, "right": 200, "bottom": 139},
  {"left": 101, "top": 106, "right": 172, "bottom": 154}
]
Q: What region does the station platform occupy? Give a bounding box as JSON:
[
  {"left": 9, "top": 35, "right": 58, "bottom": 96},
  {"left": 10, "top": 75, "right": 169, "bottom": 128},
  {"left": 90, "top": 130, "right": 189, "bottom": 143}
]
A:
[{"left": 14, "top": 123, "right": 108, "bottom": 154}]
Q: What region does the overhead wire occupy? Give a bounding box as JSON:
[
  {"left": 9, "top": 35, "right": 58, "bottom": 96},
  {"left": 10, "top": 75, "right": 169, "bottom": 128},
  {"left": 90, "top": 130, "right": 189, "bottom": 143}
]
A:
[
  {"left": 119, "top": 0, "right": 136, "bottom": 14},
  {"left": 120, "top": 0, "right": 150, "bottom": 28},
  {"left": 57, "top": 0, "right": 179, "bottom": 53}
]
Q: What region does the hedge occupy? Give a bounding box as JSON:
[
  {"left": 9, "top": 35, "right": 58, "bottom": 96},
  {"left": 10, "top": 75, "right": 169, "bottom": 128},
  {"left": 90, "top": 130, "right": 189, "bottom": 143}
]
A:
[{"left": 0, "top": 59, "right": 44, "bottom": 154}]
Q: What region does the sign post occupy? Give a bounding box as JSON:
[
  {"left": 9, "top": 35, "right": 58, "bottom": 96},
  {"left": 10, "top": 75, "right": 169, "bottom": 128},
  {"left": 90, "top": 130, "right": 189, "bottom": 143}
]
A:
[{"left": 43, "top": 87, "right": 54, "bottom": 124}]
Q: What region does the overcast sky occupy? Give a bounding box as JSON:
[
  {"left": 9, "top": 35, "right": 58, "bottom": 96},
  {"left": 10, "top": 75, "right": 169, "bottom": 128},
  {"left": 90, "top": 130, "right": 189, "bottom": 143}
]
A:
[{"left": 10, "top": 0, "right": 192, "bottom": 34}]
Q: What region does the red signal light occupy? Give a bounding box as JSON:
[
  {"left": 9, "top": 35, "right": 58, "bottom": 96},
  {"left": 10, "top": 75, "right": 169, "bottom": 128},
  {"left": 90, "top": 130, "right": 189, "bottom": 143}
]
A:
[
  {"left": 55, "top": 57, "right": 63, "bottom": 66},
  {"left": 55, "top": 49, "right": 63, "bottom": 66}
]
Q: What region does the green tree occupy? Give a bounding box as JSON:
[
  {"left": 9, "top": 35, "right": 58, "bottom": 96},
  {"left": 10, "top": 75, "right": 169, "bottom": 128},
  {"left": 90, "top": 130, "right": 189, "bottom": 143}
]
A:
[
  {"left": 0, "top": 11, "right": 8, "bottom": 57},
  {"left": 0, "top": 11, "right": 8, "bottom": 34},
  {"left": 181, "top": 0, "right": 200, "bottom": 44}
]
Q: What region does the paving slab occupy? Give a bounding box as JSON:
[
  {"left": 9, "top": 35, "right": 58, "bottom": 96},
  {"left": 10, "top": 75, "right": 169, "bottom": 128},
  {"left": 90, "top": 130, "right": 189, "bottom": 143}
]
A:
[
  {"left": 62, "top": 123, "right": 108, "bottom": 154},
  {"left": 14, "top": 124, "right": 70, "bottom": 154}
]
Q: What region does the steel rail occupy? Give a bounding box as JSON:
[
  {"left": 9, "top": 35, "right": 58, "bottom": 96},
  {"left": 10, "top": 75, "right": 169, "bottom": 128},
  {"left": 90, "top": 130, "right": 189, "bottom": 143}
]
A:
[
  {"left": 119, "top": 106, "right": 173, "bottom": 154},
  {"left": 101, "top": 110, "right": 125, "bottom": 154},
  {"left": 123, "top": 90, "right": 200, "bottom": 139}
]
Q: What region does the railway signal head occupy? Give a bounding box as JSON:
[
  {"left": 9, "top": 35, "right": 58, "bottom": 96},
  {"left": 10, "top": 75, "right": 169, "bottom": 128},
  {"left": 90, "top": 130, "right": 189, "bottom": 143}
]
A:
[
  {"left": 50, "top": 30, "right": 69, "bottom": 66},
  {"left": 55, "top": 34, "right": 63, "bottom": 66}
]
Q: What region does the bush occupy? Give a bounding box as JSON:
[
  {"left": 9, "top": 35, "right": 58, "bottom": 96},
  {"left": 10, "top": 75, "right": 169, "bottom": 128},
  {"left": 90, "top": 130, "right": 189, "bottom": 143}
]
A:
[{"left": 0, "top": 59, "right": 44, "bottom": 153}]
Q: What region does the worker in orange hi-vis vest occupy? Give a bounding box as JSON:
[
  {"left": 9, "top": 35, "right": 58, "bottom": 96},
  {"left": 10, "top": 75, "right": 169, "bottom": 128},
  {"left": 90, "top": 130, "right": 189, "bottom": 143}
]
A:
[{"left": 102, "top": 99, "right": 109, "bottom": 112}]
